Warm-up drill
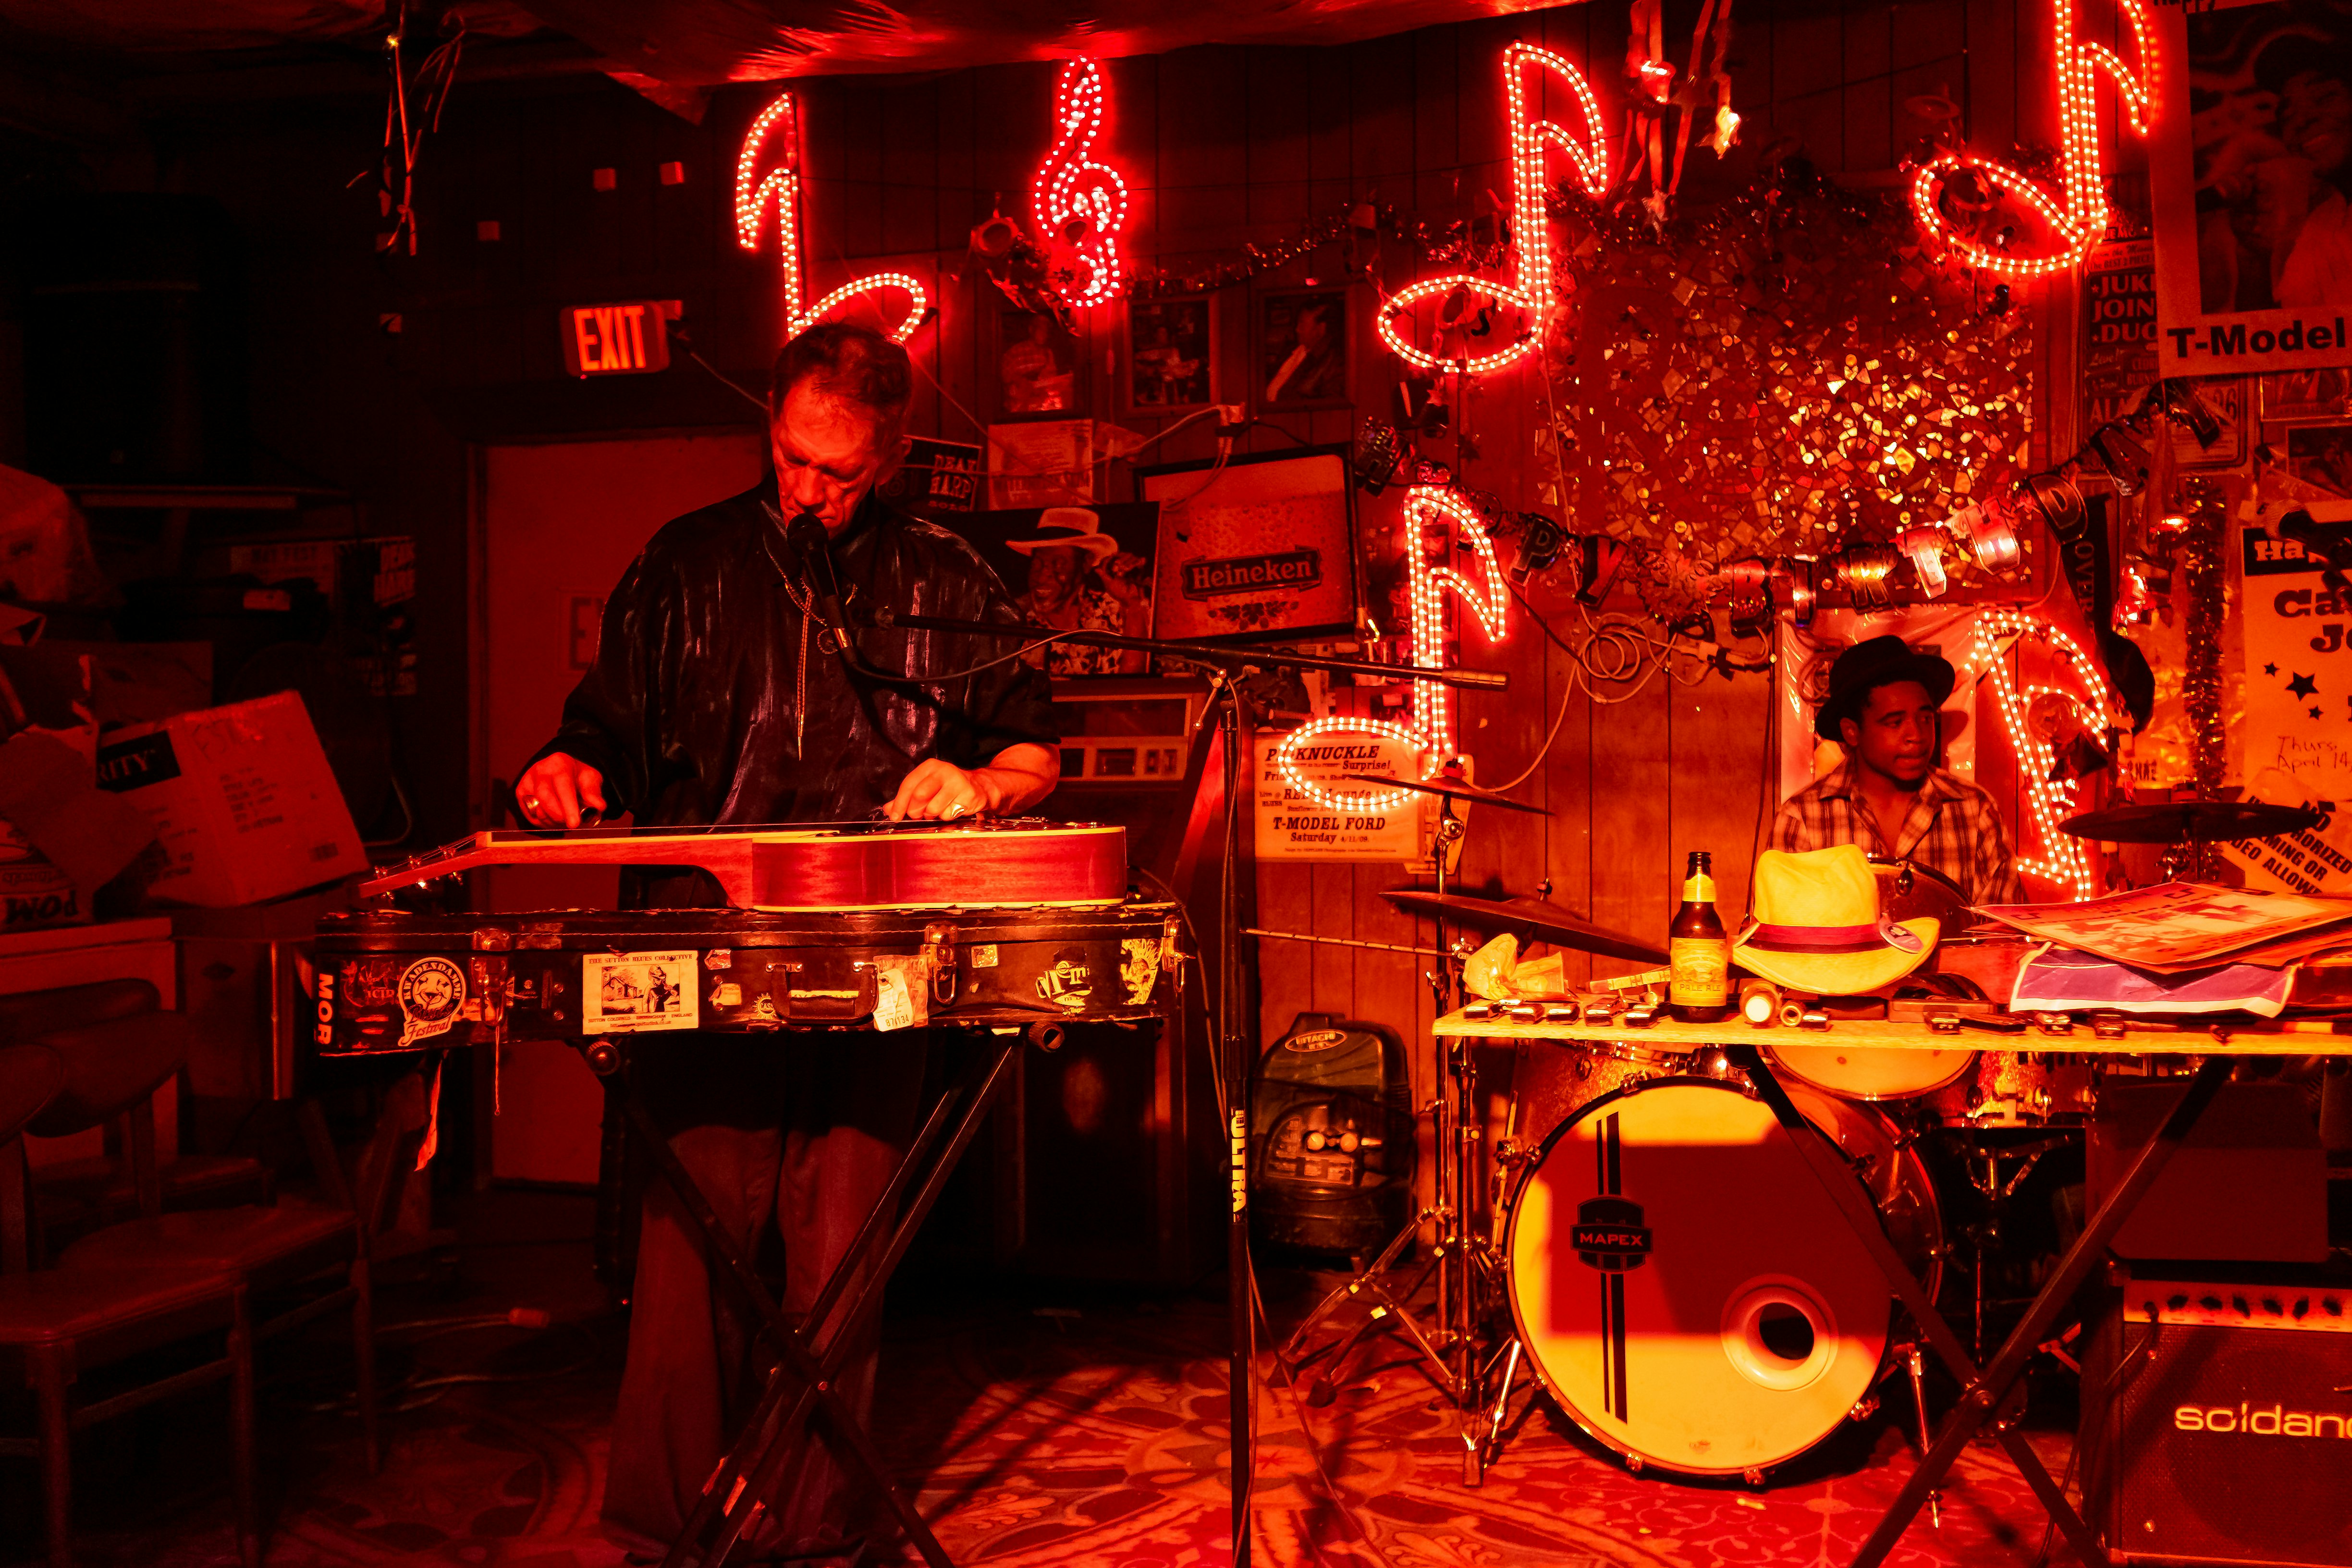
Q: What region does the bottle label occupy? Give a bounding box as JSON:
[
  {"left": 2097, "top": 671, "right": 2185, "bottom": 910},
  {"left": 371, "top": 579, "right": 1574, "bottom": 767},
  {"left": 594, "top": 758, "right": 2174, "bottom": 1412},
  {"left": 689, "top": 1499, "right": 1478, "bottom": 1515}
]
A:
[
  {"left": 1669, "top": 936, "right": 1729, "bottom": 1006},
  {"left": 1683, "top": 872, "right": 1716, "bottom": 904}
]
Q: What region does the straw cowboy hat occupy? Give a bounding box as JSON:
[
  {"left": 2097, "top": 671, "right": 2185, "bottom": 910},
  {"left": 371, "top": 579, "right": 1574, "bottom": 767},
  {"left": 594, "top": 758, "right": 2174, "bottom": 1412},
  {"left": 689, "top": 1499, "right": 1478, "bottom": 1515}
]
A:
[
  {"left": 1005, "top": 507, "right": 1118, "bottom": 560},
  {"left": 1732, "top": 845, "right": 1939, "bottom": 996}
]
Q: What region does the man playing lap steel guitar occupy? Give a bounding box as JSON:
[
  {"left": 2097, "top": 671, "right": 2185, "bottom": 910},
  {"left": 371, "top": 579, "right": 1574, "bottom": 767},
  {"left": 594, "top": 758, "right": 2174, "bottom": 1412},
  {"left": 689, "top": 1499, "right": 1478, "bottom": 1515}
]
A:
[{"left": 514, "top": 321, "right": 1059, "bottom": 1564}]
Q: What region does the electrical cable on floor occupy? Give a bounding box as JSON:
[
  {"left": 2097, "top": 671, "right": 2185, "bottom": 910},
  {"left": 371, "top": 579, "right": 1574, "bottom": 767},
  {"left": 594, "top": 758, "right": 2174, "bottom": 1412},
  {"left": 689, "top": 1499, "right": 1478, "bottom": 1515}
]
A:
[
  {"left": 1250, "top": 1262, "right": 1401, "bottom": 1568},
  {"left": 275, "top": 1309, "right": 602, "bottom": 1418}
]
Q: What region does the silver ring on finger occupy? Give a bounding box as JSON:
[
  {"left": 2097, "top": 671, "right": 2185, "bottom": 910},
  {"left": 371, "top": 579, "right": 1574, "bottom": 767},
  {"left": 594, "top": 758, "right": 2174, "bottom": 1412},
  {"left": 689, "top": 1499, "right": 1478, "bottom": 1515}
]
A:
[{"left": 945, "top": 802, "right": 968, "bottom": 820}]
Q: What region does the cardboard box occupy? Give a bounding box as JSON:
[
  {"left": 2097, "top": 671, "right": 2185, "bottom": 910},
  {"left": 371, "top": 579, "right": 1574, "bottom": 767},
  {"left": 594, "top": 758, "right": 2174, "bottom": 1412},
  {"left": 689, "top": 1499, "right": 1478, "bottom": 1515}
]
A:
[
  {"left": 97, "top": 691, "right": 365, "bottom": 908},
  {"left": 0, "top": 819, "right": 82, "bottom": 931}
]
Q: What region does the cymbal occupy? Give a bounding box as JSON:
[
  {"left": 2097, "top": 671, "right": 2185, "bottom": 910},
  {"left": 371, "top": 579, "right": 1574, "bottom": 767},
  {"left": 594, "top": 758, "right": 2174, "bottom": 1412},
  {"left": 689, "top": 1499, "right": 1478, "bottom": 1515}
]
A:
[
  {"left": 1342, "top": 772, "right": 1551, "bottom": 816},
  {"left": 1382, "top": 890, "right": 1668, "bottom": 965},
  {"left": 2060, "top": 800, "right": 2322, "bottom": 844}
]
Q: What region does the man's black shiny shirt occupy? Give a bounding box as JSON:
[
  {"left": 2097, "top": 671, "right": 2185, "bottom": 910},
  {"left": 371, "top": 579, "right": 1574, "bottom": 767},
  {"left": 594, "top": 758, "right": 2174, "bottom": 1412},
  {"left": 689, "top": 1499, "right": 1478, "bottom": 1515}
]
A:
[{"left": 529, "top": 481, "right": 1060, "bottom": 905}]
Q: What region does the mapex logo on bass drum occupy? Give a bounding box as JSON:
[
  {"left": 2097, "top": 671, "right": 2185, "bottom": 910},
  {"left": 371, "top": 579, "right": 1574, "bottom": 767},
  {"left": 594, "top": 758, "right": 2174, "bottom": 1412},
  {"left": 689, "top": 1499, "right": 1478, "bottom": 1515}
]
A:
[{"left": 1572, "top": 1196, "right": 1652, "bottom": 1271}]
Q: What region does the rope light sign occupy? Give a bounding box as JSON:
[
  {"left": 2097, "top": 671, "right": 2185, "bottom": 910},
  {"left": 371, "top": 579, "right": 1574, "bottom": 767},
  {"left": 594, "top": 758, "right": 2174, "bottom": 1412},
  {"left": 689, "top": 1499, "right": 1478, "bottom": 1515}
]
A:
[
  {"left": 1910, "top": 0, "right": 2159, "bottom": 277},
  {"left": 1377, "top": 40, "right": 1610, "bottom": 375},
  {"left": 1971, "top": 610, "right": 2118, "bottom": 899},
  {"left": 1276, "top": 487, "right": 1510, "bottom": 812},
  {"left": 736, "top": 94, "right": 928, "bottom": 341},
  {"left": 1031, "top": 60, "right": 1128, "bottom": 308}
]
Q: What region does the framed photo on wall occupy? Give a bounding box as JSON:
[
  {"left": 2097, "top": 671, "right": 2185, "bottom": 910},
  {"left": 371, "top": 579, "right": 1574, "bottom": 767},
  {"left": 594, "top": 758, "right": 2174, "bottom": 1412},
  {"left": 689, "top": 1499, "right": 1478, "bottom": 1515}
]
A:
[
  {"left": 2285, "top": 423, "right": 2352, "bottom": 498},
  {"left": 992, "top": 306, "right": 1086, "bottom": 422},
  {"left": 1124, "top": 296, "right": 1217, "bottom": 414},
  {"left": 1257, "top": 289, "right": 1351, "bottom": 411},
  {"left": 2263, "top": 368, "right": 2352, "bottom": 423}
]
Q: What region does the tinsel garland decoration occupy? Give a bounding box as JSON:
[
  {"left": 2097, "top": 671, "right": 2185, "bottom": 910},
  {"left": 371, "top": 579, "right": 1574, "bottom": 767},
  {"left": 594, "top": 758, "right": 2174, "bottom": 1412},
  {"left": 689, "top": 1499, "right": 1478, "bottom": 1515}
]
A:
[
  {"left": 1529, "top": 170, "right": 2032, "bottom": 603},
  {"left": 2177, "top": 474, "right": 2229, "bottom": 796}
]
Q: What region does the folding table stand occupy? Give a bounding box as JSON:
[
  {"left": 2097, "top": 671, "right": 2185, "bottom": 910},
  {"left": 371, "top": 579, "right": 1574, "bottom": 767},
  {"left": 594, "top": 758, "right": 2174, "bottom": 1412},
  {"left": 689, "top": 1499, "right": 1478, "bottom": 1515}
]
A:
[
  {"left": 1430, "top": 1009, "right": 2285, "bottom": 1568},
  {"left": 577, "top": 1029, "right": 1023, "bottom": 1568},
  {"left": 1737, "top": 1044, "right": 2227, "bottom": 1568}
]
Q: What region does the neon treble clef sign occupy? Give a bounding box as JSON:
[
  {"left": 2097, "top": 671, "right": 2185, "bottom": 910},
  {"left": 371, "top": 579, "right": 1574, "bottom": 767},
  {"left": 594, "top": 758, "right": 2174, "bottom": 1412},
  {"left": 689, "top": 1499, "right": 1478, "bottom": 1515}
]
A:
[
  {"left": 1031, "top": 60, "right": 1128, "bottom": 308},
  {"left": 1911, "top": 0, "right": 2158, "bottom": 276},
  {"left": 736, "top": 94, "right": 928, "bottom": 340},
  {"left": 1276, "top": 487, "right": 1510, "bottom": 812},
  {"left": 1377, "top": 40, "right": 1610, "bottom": 375}
]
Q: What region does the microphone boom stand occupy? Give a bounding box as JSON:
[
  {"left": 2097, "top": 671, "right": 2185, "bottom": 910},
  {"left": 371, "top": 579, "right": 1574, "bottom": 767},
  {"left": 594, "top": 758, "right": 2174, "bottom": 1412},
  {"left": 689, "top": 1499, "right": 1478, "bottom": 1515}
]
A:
[{"left": 851, "top": 605, "right": 1507, "bottom": 1562}]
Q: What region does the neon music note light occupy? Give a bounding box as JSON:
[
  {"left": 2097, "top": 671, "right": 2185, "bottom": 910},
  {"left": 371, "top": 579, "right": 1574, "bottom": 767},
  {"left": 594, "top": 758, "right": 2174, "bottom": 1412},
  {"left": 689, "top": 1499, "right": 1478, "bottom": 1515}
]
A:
[
  {"left": 1031, "top": 60, "right": 1128, "bottom": 308},
  {"left": 1971, "top": 610, "right": 2117, "bottom": 900},
  {"left": 735, "top": 94, "right": 928, "bottom": 341},
  {"left": 1276, "top": 487, "right": 1510, "bottom": 813},
  {"left": 1376, "top": 40, "right": 1610, "bottom": 376},
  {"left": 1910, "top": 0, "right": 2159, "bottom": 277}
]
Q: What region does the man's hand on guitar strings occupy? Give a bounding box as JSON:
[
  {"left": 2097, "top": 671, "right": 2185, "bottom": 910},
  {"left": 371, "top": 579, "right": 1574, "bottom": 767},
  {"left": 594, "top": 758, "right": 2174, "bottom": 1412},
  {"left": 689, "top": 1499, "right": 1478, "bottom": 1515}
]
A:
[{"left": 515, "top": 753, "right": 608, "bottom": 829}]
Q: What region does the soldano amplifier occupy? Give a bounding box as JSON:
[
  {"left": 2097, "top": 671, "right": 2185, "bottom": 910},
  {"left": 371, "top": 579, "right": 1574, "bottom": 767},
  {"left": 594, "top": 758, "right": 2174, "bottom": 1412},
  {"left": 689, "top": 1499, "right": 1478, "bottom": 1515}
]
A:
[{"left": 2082, "top": 1265, "right": 2352, "bottom": 1567}]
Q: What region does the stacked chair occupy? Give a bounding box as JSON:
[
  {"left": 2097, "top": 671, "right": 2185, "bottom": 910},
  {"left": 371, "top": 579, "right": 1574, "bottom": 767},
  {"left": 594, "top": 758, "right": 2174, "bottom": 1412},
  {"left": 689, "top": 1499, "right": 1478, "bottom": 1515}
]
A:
[{"left": 0, "top": 976, "right": 404, "bottom": 1567}]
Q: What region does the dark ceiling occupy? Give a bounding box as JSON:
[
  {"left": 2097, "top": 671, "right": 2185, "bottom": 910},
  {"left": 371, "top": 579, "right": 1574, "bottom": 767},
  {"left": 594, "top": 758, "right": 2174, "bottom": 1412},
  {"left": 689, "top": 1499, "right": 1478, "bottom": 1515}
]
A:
[{"left": 0, "top": 0, "right": 1592, "bottom": 88}]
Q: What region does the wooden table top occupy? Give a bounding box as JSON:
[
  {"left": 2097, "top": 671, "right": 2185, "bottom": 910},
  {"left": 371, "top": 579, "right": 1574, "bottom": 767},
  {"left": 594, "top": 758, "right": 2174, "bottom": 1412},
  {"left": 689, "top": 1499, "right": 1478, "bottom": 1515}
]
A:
[{"left": 1431, "top": 1007, "right": 2352, "bottom": 1055}]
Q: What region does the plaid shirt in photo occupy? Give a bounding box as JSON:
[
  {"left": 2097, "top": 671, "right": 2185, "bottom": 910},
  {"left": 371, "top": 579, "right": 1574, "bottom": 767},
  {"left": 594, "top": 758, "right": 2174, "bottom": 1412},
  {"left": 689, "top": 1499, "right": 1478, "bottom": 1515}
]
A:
[{"left": 1768, "top": 764, "right": 2023, "bottom": 906}]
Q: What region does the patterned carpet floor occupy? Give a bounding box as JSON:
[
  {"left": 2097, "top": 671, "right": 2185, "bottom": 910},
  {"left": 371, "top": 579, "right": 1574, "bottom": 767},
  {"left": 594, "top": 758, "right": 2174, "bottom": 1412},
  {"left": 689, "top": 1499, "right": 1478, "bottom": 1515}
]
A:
[{"left": 0, "top": 1200, "right": 2076, "bottom": 1568}]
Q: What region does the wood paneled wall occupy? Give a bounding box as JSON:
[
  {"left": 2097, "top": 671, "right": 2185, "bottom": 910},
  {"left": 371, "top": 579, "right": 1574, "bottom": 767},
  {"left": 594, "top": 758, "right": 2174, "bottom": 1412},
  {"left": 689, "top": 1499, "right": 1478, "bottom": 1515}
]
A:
[
  {"left": 153, "top": 0, "right": 2062, "bottom": 1047},
  {"left": 734, "top": 0, "right": 2051, "bottom": 1070},
  {"left": 394, "top": 0, "right": 2053, "bottom": 1064}
]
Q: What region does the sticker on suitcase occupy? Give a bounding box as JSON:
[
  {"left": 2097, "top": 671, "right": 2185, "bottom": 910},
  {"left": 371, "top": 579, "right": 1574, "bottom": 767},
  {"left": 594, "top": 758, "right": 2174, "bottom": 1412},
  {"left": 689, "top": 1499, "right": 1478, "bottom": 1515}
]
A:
[{"left": 583, "top": 950, "right": 700, "bottom": 1033}]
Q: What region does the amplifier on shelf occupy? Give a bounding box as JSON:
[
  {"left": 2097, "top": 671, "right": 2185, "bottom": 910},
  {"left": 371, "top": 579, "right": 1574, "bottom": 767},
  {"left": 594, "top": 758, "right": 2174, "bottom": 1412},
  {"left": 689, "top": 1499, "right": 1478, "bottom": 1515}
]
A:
[
  {"left": 1050, "top": 676, "right": 1210, "bottom": 784},
  {"left": 2082, "top": 1264, "right": 2352, "bottom": 1567}
]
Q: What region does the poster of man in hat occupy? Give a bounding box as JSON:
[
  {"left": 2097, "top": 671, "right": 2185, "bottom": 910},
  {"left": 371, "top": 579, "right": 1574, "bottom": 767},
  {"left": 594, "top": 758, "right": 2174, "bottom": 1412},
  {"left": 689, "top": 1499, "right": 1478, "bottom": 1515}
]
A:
[
  {"left": 2151, "top": 0, "right": 2352, "bottom": 376},
  {"left": 952, "top": 503, "right": 1158, "bottom": 676}
]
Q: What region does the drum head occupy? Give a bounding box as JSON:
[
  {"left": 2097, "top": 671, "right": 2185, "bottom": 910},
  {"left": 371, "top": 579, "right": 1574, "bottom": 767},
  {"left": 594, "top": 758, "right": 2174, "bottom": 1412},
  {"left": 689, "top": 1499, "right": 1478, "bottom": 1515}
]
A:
[
  {"left": 1506, "top": 1078, "right": 1896, "bottom": 1476},
  {"left": 1764, "top": 1038, "right": 1974, "bottom": 1100}
]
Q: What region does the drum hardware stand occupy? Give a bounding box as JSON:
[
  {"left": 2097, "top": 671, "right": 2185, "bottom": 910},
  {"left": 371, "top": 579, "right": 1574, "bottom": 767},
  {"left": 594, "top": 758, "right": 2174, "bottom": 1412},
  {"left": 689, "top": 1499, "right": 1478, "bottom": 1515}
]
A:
[
  {"left": 1955, "top": 1132, "right": 2066, "bottom": 1364},
  {"left": 864, "top": 607, "right": 1508, "bottom": 1564},
  {"left": 577, "top": 1030, "right": 1023, "bottom": 1568},
  {"left": 1726, "top": 1043, "right": 2232, "bottom": 1568},
  {"left": 1272, "top": 786, "right": 1514, "bottom": 1487},
  {"left": 1885, "top": 1343, "right": 1940, "bottom": 1528},
  {"left": 1242, "top": 927, "right": 1446, "bottom": 959}
]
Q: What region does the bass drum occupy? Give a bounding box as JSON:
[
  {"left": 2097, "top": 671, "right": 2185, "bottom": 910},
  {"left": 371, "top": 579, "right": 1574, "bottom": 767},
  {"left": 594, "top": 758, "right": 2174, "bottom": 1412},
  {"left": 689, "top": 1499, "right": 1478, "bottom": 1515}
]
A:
[
  {"left": 1505, "top": 1077, "right": 1941, "bottom": 1476},
  {"left": 1763, "top": 858, "right": 1975, "bottom": 1100}
]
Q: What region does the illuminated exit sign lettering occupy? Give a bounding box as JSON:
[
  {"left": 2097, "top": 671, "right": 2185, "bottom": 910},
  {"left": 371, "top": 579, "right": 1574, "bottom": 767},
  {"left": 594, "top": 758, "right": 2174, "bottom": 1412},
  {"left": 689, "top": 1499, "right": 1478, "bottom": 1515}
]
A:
[{"left": 562, "top": 299, "right": 679, "bottom": 377}]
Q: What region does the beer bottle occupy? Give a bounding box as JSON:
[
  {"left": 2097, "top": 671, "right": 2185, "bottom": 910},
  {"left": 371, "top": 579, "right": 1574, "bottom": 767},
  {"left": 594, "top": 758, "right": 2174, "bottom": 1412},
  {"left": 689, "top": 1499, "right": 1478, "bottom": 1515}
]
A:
[{"left": 1668, "top": 850, "right": 1730, "bottom": 1021}]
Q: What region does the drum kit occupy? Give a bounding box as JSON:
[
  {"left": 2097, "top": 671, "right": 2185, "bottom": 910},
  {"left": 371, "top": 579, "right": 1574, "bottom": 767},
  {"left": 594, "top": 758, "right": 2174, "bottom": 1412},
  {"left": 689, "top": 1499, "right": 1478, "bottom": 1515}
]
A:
[{"left": 1276, "top": 782, "right": 2309, "bottom": 1488}]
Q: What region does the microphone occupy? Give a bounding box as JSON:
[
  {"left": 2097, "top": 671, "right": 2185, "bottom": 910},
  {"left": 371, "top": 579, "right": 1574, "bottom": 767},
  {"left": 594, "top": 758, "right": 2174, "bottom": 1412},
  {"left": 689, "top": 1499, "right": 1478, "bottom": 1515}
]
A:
[{"left": 784, "top": 511, "right": 853, "bottom": 637}]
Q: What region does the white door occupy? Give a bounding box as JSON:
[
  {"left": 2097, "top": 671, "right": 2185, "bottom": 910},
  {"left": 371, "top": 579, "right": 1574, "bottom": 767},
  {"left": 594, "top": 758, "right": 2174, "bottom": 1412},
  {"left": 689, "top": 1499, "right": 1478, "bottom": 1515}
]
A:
[{"left": 478, "top": 432, "right": 768, "bottom": 1183}]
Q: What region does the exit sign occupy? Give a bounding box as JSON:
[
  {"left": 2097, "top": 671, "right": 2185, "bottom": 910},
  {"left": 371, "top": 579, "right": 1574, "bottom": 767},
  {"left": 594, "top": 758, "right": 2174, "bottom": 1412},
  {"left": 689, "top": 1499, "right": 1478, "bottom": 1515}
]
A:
[{"left": 562, "top": 299, "right": 678, "bottom": 377}]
